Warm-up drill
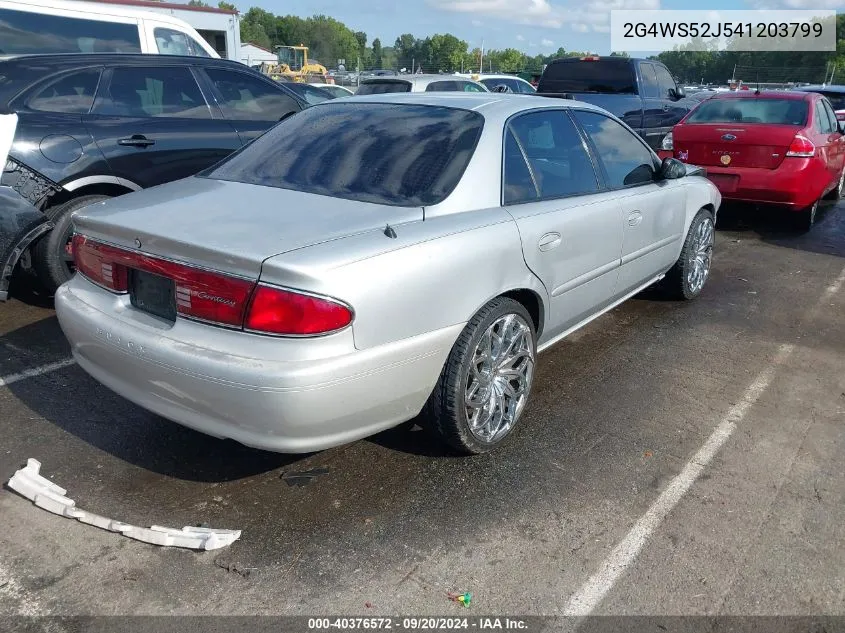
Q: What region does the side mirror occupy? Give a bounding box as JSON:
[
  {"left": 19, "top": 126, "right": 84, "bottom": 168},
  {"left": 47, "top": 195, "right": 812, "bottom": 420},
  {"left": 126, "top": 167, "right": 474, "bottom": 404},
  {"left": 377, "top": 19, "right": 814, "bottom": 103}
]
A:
[
  {"left": 659, "top": 157, "right": 686, "bottom": 180},
  {"left": 669, "top": 86, "right": 686, "bottom": 100}
]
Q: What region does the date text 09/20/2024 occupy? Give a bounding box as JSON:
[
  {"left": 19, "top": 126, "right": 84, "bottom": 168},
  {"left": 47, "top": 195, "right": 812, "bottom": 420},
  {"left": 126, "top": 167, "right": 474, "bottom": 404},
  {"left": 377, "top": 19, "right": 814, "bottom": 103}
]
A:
[{"left": 307, "top": 618, "right": 529, "bottom": 630}]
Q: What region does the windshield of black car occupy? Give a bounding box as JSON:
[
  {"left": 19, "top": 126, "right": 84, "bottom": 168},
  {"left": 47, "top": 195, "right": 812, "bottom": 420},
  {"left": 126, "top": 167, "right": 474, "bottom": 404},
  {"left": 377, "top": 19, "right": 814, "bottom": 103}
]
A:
[
  {"left": 355, "top": 81, "right": 412, "bottom": 94},
  {"left": 203, "top": 103, "right": 484, "bottom": 207},
  {"left": 686, "top": 98, "right": 809, "bottom": 125},
  {"left": 818, "top": 92, "right": 845, "bottom": 110},
  {"left": 539, "top": 61, "right": 636, "bottom": 94}
]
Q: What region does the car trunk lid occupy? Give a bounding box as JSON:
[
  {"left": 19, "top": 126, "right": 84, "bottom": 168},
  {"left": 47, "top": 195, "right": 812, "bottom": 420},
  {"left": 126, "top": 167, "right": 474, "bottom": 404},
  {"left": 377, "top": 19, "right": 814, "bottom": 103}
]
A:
[
  {"left": 71, "top": 177, "right": 423, "bottom": 280},
  {"left": 674, "top": 123, "right": 801, "bottom": 169}
]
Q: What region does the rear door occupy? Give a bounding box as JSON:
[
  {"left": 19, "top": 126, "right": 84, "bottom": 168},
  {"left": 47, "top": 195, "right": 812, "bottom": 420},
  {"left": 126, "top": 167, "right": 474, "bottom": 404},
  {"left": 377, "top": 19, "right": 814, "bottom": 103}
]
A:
[
  {"left": 501, "top": 108, "right": 624, "bottom": 341},
  {"left": 814, "top": 98, "right": 845, "bottom": 187},
  {"left": 86, "top": 64, "right": 241, "bottom": 189},
  {"left": 201, "top": 67, "right": 303, "bottom": 144},
  {"left": 572, "top": 109, "right": 685, "bottom": 296},
  {"left": 638, "top": 62, "right": 665, "bottom": 150},
  {"left": 651, "top": 63, "right": 687, "bottom": 150}
]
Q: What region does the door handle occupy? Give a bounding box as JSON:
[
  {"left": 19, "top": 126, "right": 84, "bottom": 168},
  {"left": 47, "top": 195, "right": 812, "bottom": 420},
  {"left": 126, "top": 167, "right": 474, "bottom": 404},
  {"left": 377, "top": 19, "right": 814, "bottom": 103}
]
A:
[
  {"left": 538, "top": 232, "right": 562, "bottom": 251},
  {"left": 628, "top": 211, "right": 643, "bottom": 226},
  {"left": 117, "top": 135, "right": 155, "bottom": 147}
]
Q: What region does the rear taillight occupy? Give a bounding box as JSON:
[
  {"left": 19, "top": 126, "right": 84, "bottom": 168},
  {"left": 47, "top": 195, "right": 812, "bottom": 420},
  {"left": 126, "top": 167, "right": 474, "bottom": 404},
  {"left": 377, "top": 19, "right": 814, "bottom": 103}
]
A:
[
  {"left": 245, "top": 285, "right": 353, "bottom": 336},
  {"left": 786, "top": 134, "right": 815, "bottom": 157},
  {"left": 73, "top": 235, "right": 353, "bottom": 335},
  {"left": 72, "top": 234, "right": 128, "bottom": 292}
]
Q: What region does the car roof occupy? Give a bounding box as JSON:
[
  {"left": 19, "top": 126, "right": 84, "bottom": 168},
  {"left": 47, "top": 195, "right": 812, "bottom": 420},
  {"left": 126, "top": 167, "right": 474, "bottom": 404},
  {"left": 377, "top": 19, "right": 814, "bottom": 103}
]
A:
[
  {"left": 320, "top": 92, "right": 610, "bottom": 123},
  {"left": 360, "top": 74, "right": 485, "bottom": 88},
  {"left": 0, "top": 53, "right": 248, "bottom": 70},
  {"left": 706, "top": 90, "right": 812, "bottom": 101}
]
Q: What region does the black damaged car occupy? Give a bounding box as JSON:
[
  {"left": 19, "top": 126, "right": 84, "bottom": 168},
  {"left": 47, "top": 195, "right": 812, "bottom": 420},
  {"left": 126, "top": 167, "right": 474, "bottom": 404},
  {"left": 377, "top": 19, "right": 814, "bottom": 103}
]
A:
[{"left": 1, "top": 54, "right": 310, "bottom": 297}]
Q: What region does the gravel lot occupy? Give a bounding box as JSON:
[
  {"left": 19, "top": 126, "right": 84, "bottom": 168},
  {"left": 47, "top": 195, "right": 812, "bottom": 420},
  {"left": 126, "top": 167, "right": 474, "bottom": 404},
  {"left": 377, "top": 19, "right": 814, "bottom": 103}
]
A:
[{"left": 1, "top": 201, "right": 844, "bottom": 627}]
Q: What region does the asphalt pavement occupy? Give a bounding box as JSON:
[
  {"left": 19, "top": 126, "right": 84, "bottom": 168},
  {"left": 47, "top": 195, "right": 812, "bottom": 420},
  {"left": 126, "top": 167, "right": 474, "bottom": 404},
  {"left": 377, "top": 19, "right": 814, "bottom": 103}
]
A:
[{"left": 0, "top": 201, "right": 843, "bottom": 625}]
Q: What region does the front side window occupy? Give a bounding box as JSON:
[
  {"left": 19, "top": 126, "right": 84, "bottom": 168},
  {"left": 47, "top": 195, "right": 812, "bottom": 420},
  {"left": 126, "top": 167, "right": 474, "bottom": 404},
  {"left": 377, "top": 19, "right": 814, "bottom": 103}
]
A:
[
  {"left": 653, "top": 64, "right": 677, "bottom": 99},
  {"left": 284, "top": 82, "right": 334, "bottom": 105},
  {"left": 573, "top": 110, "right": 656, "bottom": 189},
  {"left": 27, "top": 69, "right": 101, "bottom": 114},
  {"left": 206, "top": 68, "right": 300, "bottom": 120},
  {"left": 154, "top": 27, "right": 211, "bottom": 58},
  {"left": 0, "top": 8, "right": 141, "bottom": 54},
  {"left": 96, "top": 66, "right": 210, "bottom": 119},
  {"left": 204, "top": 103, "right": 484, "bottom": 207},
  {"left": 460, "top": 81, "right": 486, "bottom": 92},
  {"left": 506, "top": 110, "right": 599, "bottom": 200}
]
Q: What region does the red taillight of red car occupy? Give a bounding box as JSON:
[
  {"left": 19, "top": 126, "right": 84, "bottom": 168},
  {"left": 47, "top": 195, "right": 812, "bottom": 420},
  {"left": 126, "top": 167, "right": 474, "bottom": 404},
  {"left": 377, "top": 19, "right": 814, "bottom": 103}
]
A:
[
  {"left": 245, "top": 285, "right": 353, "bottom": 336},
  {"left": 786, "top": 134, "right": 815, "bottom": 158},
  {"left": 72, "top": 234, "right": 128, "bottom": 292}
]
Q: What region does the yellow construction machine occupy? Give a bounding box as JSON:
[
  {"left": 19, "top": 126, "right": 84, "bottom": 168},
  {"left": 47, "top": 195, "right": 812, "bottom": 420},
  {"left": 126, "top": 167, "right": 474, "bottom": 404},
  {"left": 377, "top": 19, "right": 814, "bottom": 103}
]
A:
[{"left": 261, "top": 45, "right": 333, "bottom": 84}]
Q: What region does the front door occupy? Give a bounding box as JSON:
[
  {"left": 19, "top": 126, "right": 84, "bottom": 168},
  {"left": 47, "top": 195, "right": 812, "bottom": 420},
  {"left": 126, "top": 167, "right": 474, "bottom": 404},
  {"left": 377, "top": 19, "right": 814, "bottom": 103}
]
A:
[
  {"left": 572, "top": 110, "right": 685, "bottom": 296},
  {"left": 86, "top": 64, "right": 241, "bottom": 189},
  {"left": 501, "top": 109, "right": 624, "bottom": 344}
]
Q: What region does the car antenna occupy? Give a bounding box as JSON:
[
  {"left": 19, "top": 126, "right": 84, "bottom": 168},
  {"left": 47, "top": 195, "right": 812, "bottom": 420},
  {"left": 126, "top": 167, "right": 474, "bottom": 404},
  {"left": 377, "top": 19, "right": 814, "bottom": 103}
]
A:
[{"left": 755, "top": 72, "right": 761, "bottom": 95}]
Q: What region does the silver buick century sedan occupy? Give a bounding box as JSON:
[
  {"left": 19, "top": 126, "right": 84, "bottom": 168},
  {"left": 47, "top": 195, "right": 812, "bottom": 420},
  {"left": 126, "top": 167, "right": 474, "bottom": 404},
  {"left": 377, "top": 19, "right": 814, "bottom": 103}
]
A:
[{"left": 55, "top": 93, "right": 720, "bottom": 455}]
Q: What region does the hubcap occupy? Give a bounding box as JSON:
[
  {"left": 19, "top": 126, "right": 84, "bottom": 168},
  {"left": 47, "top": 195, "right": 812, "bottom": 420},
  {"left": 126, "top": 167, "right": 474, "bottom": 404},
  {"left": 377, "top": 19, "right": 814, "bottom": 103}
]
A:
[
  {"left": 687, "top": 217, "right": 714, "bottom": 294},
  {"left": 464, "top": 314, "right": 535, "bottom": 443}
]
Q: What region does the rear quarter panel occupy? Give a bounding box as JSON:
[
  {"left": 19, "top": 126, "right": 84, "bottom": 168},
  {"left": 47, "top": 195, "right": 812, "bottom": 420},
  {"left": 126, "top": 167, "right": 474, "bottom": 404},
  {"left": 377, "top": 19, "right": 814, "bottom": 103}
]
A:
[{"left": 259, "top": 207, "right": 548, "bottom": 351}]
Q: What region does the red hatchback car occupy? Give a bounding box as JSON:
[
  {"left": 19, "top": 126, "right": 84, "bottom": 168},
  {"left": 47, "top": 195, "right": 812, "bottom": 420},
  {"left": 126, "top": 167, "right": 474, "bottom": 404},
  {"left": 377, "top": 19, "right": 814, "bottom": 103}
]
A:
[{"left": 664, "top": 91, "right": 845, "bottom": 229}]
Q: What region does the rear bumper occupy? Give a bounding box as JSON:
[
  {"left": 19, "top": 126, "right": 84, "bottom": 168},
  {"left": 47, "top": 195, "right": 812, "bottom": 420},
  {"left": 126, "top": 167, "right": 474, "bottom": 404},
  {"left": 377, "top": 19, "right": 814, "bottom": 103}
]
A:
[
  {"left": 702, "top": 158, "right": 831, "bottom": 209},
  {"left": 55, "top": 275, "right": 461, "bottom": 453},
  {"left": 0, "top": 186, "right": 51, "bottom": 301}
]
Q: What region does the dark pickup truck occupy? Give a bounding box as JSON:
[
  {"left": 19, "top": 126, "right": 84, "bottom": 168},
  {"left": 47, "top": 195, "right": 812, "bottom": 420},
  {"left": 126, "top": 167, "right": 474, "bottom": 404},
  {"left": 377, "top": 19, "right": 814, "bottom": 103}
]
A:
[{"left": 537, "top": 56, "right": 693, "bottom": 151}]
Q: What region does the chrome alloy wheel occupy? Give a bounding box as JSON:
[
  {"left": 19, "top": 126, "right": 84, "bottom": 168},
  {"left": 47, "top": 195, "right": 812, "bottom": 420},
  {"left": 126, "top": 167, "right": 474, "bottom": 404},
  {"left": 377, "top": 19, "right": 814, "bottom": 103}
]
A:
[
  {"left": 464, "top": 314, "right": 535, "bottom": 443},
  {"left": 687, "top": 217, "right": 714, "bottom": 294}
]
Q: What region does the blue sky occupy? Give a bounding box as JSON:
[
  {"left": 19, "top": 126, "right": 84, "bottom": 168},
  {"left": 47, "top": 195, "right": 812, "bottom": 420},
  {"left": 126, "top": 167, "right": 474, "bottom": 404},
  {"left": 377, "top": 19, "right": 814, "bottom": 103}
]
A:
[{"left": 244, "top": 0, "right": 782, "bottom": 55}]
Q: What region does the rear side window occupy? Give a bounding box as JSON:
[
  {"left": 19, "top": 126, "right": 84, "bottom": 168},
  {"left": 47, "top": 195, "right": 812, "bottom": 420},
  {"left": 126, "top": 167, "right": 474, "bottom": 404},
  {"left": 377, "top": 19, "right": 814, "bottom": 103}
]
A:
[
  {"left": 27, "top": 69, "right": 101, "bottom": 114},
  {"left": 0, "top": 8, "right": 141, "bottom": 54},
  {"left": 206, "top": 68, "right": 300, "bottom": 120},
  {"left": 204, "top": 103, "right": 484, "bottom": 207},
  {"left": 817, "top": 100, "right": 837, "bottom": 133},
  {"left": 539, "top": 60, "right": 636, "bottom": 94},
  {"left": 96, "top": 66, "right": 210, "bottom": 119},
  {"left": 573, "top": 110, "right": 656, "bottom": 189},
  {"left": 356, "top": 81, "right": 411, "bottom": 95},
  {"left": 506, "top": 110, "right": 599, "bottom": 201},
  {"left": 154, "top": 27, "right": 211, "bottom": 58},
  {"left": 686, "top": 98, "right": 809, "bottom": 125}
]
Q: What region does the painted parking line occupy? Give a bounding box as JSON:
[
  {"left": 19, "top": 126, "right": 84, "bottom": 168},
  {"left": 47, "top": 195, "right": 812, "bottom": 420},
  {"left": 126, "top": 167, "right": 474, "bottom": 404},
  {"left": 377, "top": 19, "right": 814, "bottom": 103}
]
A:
[
  {"left": 0, "top": 358, "right": 75, "bottom": 388},
  {"left": 563, "top": 264, "right": 845, "bottom": 617}
]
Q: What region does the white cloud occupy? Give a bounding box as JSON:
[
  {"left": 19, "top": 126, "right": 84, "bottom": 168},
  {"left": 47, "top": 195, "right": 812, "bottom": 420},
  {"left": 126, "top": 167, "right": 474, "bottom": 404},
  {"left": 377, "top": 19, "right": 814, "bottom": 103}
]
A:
[
  {"left": 571, "top": 22, "right": 589, "bottom": 32},
  {"left": 471, "top": 18, "right": 484, "bottom": 26},
  {"left": 541, "top": 38, "right": 555, "bottom": 46},
  {"left": 516, "top": 34, "right": 525, "bottom": 40},
  {"left": 427, "top": 0, "right": 660, "bottom": 29}
]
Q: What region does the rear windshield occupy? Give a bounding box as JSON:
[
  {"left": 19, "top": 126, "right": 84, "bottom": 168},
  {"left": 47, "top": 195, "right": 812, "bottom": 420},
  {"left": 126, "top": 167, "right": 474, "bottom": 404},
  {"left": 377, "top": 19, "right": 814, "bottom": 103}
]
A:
[
  {"left": 356, "top": 81, "right": 412, "bottom": 95},
  {"left": 539, "top": 60, "right": 636, "bottom": 94},
  {"left": 686, "top": 98, "right": 809, "bottom": 125},
  {"left": 204, "top": 103, "right": 484, "bottom": 207},
  {"left": 0, "top": 8, "right": 142, "bottom": 55}
]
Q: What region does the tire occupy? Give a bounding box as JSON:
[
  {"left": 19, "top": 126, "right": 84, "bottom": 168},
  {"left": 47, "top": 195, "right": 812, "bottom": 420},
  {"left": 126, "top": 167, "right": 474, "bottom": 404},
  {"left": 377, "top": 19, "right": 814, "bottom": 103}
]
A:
[
  {"left": 33, "top": 195, "right": 110, "bottom": 294},
  {"left": 422, "top": 297, "right": 537, "bottom": 455},
  {"left": 793, "top": 199, "right": 818, "bottom": 233},
  {"left": 662, "top": 208, "right": 715, "bottom": 301}
]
